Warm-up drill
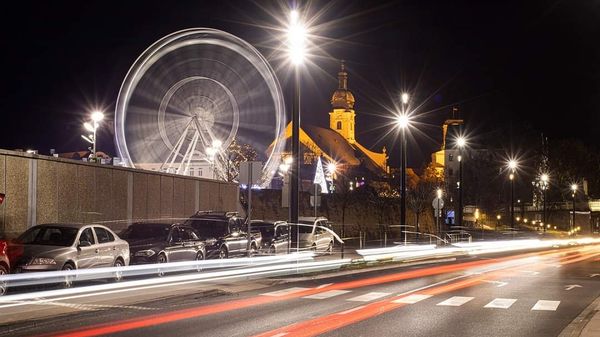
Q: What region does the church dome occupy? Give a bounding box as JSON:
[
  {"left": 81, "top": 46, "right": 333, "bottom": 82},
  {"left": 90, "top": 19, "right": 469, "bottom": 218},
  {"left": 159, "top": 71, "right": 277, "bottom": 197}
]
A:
[{"left": 330, "top": 60, "right": 355, "bottom": 110}]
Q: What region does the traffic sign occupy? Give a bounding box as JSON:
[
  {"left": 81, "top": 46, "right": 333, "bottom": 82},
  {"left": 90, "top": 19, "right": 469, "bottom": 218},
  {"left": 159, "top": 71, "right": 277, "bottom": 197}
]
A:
[{"left": 432, "top": 197, "right": 444, "bottom": 210}]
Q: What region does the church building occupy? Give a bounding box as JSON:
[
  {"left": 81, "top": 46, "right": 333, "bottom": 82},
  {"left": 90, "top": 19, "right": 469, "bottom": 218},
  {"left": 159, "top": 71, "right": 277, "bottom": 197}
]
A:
[{"left": 271, "top": 61, "right": 390, "bottom": 190}]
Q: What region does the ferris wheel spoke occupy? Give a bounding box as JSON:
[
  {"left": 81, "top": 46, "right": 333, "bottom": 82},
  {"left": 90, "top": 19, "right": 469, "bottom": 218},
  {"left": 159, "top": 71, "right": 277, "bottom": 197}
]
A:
[{"left": 161, "top": 118, "right": 193, "bottom": 172}]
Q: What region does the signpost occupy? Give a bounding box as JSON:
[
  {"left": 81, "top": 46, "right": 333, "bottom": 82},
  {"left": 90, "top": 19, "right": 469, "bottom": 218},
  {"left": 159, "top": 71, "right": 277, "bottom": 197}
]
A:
[
  {"left": 239, "top": 161, "right": 262, "bottom": 256},
  {"left": 433, "top": 196, "right": 444, "bottom": 236}
]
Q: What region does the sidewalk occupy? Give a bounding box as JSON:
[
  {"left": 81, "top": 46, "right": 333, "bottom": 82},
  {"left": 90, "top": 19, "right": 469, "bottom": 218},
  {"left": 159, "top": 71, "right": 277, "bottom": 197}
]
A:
[{"left": 560, "top": 294, "right": 600, "bottom": 337}]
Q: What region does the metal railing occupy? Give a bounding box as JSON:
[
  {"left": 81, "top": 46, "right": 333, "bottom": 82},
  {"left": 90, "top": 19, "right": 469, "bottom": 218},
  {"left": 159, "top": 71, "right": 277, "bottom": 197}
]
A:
[{"left": 446, "top": 230, "right": 472, "bottom": 244}]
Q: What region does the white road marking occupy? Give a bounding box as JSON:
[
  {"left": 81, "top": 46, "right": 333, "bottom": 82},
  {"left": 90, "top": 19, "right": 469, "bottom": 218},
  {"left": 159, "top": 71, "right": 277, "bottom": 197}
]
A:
[
  {"left": 317, "top": 283, "right": 333, "bottom": 289},
  {"left": 303, "top": 290, "right": 351, "bottom": 299},
  {"left": 531, "top": 300, "right": 560, "bottom": 311},
  {"left": 261, "top": 287, "right": 310, "bottom": 297},
  {"left": 437, "top": 296, "right": 474, "bottom": 307},
  {"left": 565, "top": 284, "right": 582, "bottom": 291},
  {"left": 338, "top": 305, "right": 366, "bottom": 315},
  {"left": 269, "top": 333, "right": 288, "bottom": 337},
  {"left": 482, "top": 280, "right": 508, "bottom": 287},
  {"left": 392, "top": 294, "right": 433, "bottom": 304},
  {"left": 484, "top": 298, "right": 517, "bottom": 309},
  {"left": 347, "top": 292, "right": 391, "bottom": 302},
  {"left": 590, "top": 274, "right": 600, "bottom": 278}
]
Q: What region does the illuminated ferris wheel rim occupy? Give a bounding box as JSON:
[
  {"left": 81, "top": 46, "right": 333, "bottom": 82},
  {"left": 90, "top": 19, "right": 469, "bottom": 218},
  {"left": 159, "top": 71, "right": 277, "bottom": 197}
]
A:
[{"left": 114, "top": 28, "right": 286, "bottom": 185}]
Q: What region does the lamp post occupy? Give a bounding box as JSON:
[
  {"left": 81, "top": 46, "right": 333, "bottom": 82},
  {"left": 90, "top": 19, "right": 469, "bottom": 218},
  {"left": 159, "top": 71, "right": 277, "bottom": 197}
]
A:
[
  {"left": 496, "top": 214, "right": 501, "bottom": 231},
  {"left": 398, "top": 93, "right": 410, "bottom": 230},
  {"left": 326, "top": 162, "right": 337, "bottom": 193},
  {"left": 83, "top": 110, "right": 104, "bottom": 162},
  {"left": 436, "top": 188, "right": 442, "bottom": 236},
  {"left": 456, "top": 136, "right": 466, "bottom": 228},
  {"left": 541, "top": 173, "right": 549, "bottom": 232},
  {"left": 286, "top": 9, "right": 306, "bottom": 225},
  {"left": 508, "top": 160, "right": 517, "bottom": 231},
  {"left": 571, "top": 183, "right": 578, "bottom": 236}
]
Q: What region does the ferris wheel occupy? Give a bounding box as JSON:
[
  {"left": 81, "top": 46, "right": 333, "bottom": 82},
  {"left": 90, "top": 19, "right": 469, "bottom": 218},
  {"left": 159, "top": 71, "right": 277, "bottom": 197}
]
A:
[{"left": 114, "top": 28, "right": 286, "bottom": 186}]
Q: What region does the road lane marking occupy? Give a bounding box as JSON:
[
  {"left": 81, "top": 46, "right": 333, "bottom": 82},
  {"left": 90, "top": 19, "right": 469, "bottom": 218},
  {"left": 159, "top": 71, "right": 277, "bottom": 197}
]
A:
[
  {"left": 317, "top": 283, "right": 333, "bottom": 289},
  {"left": 303, "top": 290, "right": 351, "bottom": 299},
  {"left": 436, "top": 296, "right": 474, "bottom": 306},
  {"left": 484, "top": 298, "right": 517, "bottom": 309},
  {"left": 269, "top": 333, "right": 288, "bottom": 337},
  {"left": 261, "top": 287, "right": 310, "bottom": 297},
  {"left": 531, "top": 300, "right": 560, "bottom": 311},
  {"left": 565, "top": 284, "right": 582, "bottom": 291},
  {"left": 482, "top": 280, "right": 508, "bottom": 287},
  {"left": 338, "top": 305, "right": 366, "bottom": 315},
  {"left": 392, "top": 294, "right": 432, "bottom": 304},
  {"left": 347, "top": 292, "right": 390, "bottom": 302}
]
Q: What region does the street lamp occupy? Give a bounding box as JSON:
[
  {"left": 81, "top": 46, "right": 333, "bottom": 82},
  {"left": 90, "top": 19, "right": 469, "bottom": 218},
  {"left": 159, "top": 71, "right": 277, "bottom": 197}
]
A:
[
  {"left": 571, "top": 183, "right": 578, "bottom": 235},
  {"left": 496, "top": 214, "right": 501, "bottom": 231},
  {"left": 82, "top": 110, "right": 104, "bottom": 162},
  {"left": 286, "top": 8, "right": 307, "bottom": 225},
  {"left": 326, "top": 161, "right": 337, "bottom": 193},
  {"left": 397, "top": 93, "right": 410, "bottom": 230},
  {"left": 436, "top": 188, "right": 443, "bottom": 235},
  {"left": 507, "top": 160, "right": 518, "bottom": 231},
  {"left": 455, "top": 136, "right": 466, "bottom": 228},
  {"left": 541, "top": 173, "right": 549, "bottom": 232}
]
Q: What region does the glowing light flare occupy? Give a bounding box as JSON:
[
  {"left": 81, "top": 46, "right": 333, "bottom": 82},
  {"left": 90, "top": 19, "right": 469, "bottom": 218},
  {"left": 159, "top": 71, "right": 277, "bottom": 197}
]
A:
[
  {"left": 571, "top": 183, "right": 578, "bottom": 192},
  {"left": 396, "top": 114, "right": 410, "bottom": 129},
  {"left": 508, "top": 159, "right": 518, "bottom": 172},
  {"left": 287, "top": 10, "right": 307, "bottom": 65},
  {"left": 326, "top": 162, "right": 337, "bottom": 175},
  {"left": 91, "top": 111, "right": 104, "bottom": 122},
  {"left": 436, "top": 188, "right": 442, "bottom": 199},
  {"left": 456, "top": 136, "right": 466, "bottom": 148},
  {"left": 401, "top": 92, "right": 409, "bottom": 104},
  {"left": 212, "top": 139, "right": 222, "bottom": 149},
  {"left": 83, "top": 122, "right": 96, "bottom": 132},
  {"left": 541, "top": 173, "right": 549, "bottom": 183}
]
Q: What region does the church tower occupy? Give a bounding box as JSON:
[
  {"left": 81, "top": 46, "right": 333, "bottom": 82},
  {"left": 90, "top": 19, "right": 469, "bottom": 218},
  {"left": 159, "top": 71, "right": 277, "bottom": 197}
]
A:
[{"left": 329, "top": 60, "right": 356, "bottom": 144}]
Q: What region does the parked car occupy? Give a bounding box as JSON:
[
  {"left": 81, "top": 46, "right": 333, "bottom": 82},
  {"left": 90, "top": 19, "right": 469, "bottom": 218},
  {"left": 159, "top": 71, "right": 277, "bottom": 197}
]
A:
[
  {"left": 11, "top": 224, "right": 130, "bottom": 276},
  {"left": 0, "top": 240, "right": 9, "bottom": 295},
  {"left": 251, "top": 220, "right": 289, "bottom": 254},
  {"left": 120, "top": 222, "right": 206, "bottom": 265},
  {"left": 184, "top": 211, "right": 261, "bottom": 259},
  {"left": 291, "top": 216, "right": 335, "bottom": 253}
]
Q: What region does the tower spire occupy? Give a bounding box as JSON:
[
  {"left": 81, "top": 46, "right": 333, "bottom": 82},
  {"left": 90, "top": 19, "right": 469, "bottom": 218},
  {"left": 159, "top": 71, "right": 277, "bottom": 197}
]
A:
[{"left": 338, "top": 60, "right": 348, "bottom": 90}]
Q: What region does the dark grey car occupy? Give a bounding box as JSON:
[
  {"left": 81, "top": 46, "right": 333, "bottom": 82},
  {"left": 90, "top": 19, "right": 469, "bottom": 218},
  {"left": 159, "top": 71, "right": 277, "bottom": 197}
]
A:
[{"left": 12, "top": 223, "right": 130, "bottom": 273}]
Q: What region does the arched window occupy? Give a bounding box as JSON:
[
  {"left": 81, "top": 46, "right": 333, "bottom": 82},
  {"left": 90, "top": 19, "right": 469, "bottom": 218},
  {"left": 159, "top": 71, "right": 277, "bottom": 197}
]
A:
[{"left": 336, "top": 121, "right": 342, "bottom": 130}]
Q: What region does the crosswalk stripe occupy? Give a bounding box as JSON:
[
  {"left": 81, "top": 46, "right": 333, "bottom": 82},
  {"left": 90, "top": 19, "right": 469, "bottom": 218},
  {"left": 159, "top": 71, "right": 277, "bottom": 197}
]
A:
[
  {"left": 392, "top": 294, "right": 433, "bottom": 304},
  {"left": 261, "top": 287, "right": 310, "bottom": 297},
  {"left": 347, "top": 292, "right": 391, "bottom": 302},
  {"left": 303, "top": 290, "right": 351, "bottom": 299},
  {"left": 436, "top": 296, "right": 474, "bottom": 306},
  {"left": 484, "top": 298, "right": 517, "bottom": 309},
  {"left": 531, "top": 300, "right": 560, "bottom": 311}
]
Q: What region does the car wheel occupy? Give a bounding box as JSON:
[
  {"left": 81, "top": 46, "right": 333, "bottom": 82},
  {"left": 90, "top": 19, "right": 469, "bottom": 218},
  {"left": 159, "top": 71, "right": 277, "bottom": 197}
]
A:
[
  {"left": 195, "top": 251, "right": 205, "bottom": 272},
  {"left": 268, "top": 245, "right": 276, "bottom": 255},
  {"left": 62, "top": 263, "right": 75, "bottom": 288},
  {"left": 157, "top": 253, "right": 167, "bottom": 277},
  {"left": 327, "top": 241, "right": 333, "bottom": 255},
  {"left": 0, "top": 265, "right": 8, "bottom": 296},
  {"left": 219, "top": 246, "right": 228, "bottom": 259},
  {"left": 113, "top": 259, "right": 124, "bottom": 282},
  {"left": 249, "top": 243, "right": 258, "bottom": 257},
  {"left": 311, "top": 244, "right": 317, "bottom": 252}
]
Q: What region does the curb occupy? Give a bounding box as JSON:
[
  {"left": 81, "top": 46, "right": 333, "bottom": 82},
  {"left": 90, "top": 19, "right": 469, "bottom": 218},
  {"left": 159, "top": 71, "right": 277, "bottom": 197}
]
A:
[{"left": 559, "top": 294, "right": 600, "bottom": 337}]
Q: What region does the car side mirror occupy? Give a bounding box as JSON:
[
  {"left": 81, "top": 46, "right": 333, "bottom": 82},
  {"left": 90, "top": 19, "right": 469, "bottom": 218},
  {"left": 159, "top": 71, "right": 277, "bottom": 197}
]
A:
[{"left": 78, "top": 240, "right": 92, "bottom": 248}]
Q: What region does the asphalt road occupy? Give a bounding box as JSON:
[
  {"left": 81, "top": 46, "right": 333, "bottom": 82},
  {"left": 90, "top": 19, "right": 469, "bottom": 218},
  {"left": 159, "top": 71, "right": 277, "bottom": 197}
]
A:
[{"left": 3, "top": 244, "right": 600, "bottom": 337}]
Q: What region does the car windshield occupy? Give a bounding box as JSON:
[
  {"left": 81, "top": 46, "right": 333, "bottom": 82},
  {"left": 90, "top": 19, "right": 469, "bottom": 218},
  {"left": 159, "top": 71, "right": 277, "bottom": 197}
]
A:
[
  {"left": 185, "top": 219, "right": 229, "bottom": 238},
  {"left": 121, "top": 224, "right": 170, "bottom": 240},
  {"left": 15, "top": 226, "right": 79, "bottom": 246},
  {"left": 297, "top": 221, "right": 315, "bottom": 233},
  {"left": 253, "top": 223, "right": 275, "bottom": 238}
]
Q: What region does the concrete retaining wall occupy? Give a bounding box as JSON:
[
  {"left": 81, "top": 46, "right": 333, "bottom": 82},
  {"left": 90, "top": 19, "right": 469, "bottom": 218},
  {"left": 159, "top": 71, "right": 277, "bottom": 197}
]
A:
[{"left": 0, "top": 149, "right": 238, "bottom": 238}]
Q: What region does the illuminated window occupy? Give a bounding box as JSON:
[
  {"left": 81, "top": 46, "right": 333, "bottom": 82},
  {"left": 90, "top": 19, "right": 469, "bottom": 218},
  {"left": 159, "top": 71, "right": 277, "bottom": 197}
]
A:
[{"left": 336, "top": 121, "right": 342, "bottom": 130}]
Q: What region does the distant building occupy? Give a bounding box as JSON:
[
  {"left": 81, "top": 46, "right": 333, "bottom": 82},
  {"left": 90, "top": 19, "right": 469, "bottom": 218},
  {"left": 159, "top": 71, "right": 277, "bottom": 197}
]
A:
[{"left": 270, "top": 61, "right": 390, "bottom": 190}]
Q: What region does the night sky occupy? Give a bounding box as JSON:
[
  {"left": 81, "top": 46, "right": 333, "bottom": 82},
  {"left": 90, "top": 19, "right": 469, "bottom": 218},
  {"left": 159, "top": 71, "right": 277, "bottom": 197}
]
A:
[{"left": 1, "top": 0, "right": 598, "bottom": 168}]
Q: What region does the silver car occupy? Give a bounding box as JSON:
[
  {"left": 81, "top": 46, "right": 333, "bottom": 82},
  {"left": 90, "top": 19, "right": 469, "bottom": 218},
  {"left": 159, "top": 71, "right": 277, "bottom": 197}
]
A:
[
  {"left": 12, "top": 223, "right": 130, "bottom": 273},
  {"left": 292, "top": 217, "right": 336, "bottom": 253}
]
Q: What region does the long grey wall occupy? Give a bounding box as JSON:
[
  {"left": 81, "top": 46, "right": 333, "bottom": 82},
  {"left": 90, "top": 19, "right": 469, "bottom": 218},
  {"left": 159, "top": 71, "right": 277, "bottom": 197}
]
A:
[{"left": 0, "top": 149, "right": 239, "bottom": 238}]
